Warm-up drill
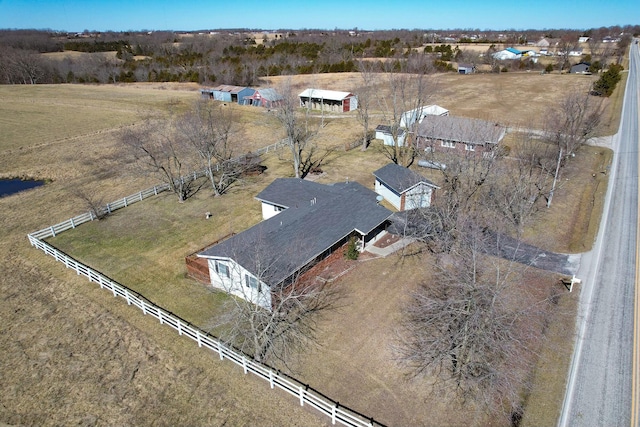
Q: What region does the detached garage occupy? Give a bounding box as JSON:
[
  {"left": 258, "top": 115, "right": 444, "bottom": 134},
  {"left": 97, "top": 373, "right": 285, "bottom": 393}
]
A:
[
  {"left": 298, "top": 88, "right": 358, "bottom": 113},
  {"left": 373, "top": 163, "right": 439, "bottom": 211}
]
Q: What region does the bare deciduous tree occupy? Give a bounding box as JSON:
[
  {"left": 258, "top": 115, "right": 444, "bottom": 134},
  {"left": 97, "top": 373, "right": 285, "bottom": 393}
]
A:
[
  {"left": 486, "top": 133, "right": 554, "bottom": 234},
  {"left": 421, "top": 150, "right": 498, "bottom": 251},
  {"left": 275, "top": 78, "right": 330, "bottom": 178},
  {"left": 74, "top": 188, "right": 108, "bottom": 220},
  {"left": 541, "top": 90, "right": 603, "bottom": 208},
  {"left": 544, "top": 90, "right": 603, "bottom": 160},
  {"left": 208, "top": 241, "right": 342, "bottom": 367},
  {"left": 178, "top": 101, "right": 249, "bottom": 196},
  {"left": 355, "top": 59, "right": 376, "bottom": 151},
  {"left": 376, "top": 58, "right": 434, "bottom": 167},
  {"left": 121, "top": 120, "right": 199, "bottom": 202},
  {"left": 397, "top": 223, "right": 549, "bottom": 421}
]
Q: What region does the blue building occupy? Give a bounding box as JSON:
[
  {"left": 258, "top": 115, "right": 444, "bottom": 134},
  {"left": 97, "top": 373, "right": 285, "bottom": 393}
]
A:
[{"left": 200, "top": 85, "right": 256, "bottom": 104}]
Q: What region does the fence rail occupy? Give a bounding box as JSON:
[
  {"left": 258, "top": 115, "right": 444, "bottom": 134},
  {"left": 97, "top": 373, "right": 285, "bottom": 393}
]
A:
[
  {"left": 29, "top": 140, "right": 289, "bottom": 240},
  {"left": 26, "top": 144, "right": 384, "bottom": 427},
  {"left": 27, "top": 235, "right": 380, "bottom": 427}
]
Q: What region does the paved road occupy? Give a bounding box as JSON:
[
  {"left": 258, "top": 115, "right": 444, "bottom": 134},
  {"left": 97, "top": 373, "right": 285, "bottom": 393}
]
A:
[{"left": 559, "top": 41, "right": 640, "bottom": 427}]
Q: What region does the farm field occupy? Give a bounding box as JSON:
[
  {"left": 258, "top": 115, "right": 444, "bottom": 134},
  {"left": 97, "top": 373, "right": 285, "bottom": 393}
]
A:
[{"left": 0, "top": 70, "right": 620, "bottom": 426}]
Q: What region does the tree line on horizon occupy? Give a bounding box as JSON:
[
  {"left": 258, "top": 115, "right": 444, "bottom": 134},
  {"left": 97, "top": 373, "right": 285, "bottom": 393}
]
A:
[{"left": 0, "top": 25, "right": 637, "bottom": 86}]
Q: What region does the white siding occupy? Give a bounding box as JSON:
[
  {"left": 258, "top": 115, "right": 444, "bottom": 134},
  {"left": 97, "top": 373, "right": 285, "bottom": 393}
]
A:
[
  {"left": 380, "top": 133, "right": 406, "bottom": 147},
  {"left": 261, "top": 201, "right": 284, "bottom": 220},
  {"left": 348, "top": 96, "right": 358, "bottom": 111},
  {"left": 375, "top": 179, "right": 401, "bottom": 210},
  {"left": 405, "top": 183, "right": 433, "bottom": 210},
  {"left": 207, "top": 258, "right": 271, "bottom": 310}
]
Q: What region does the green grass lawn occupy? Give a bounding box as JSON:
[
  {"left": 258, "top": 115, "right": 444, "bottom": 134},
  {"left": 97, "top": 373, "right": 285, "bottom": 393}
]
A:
[{"left": 48, "top": 177, "right": 268, "bottom": 327}]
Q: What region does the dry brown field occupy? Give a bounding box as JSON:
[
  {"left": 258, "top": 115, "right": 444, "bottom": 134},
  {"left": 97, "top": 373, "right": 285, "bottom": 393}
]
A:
[{"left": 0, "top": 69, "right": 622, "bottom": 426}]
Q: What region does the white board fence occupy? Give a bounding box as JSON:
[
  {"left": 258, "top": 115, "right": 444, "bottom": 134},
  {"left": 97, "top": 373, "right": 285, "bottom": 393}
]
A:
[{"left": 26, "top": 160, "right": 384, "bottom": 427}]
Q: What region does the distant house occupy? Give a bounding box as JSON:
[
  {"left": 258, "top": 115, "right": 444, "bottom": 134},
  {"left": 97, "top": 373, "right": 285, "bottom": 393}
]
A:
[
  {"left": 200, "top": 85, "right": 255, "bottom": 103},
  {"left": 493, "top": 47, "right": 522, "bottom": 60},
  {"left": 535, "top": 38, "right": 560, "bottom": 48},
  {"left": 578, "top": 36, "right": 590, "bottom": 43},
  {"left": 373, "top": 163, "right": 439, "bottom": 211},
  {"left": 242, "top": 88, "right": 284, "bottom": 108},
  {"left": 570, "top": 62, "right": 591, "bottom": 74},
  {"left": 416, "top": 115, "right": 506, "bottom": 155},
  {"left": 375, "top": 125, "right": 406, "bottom": 147},
  {"left": 569, "top": 48, "right": 584, "bottom": 57},
  {"left": 457, "top": 63, "right": 476, "bottom": 74},
  {"left": 197, "top": 178, "right": 392, "bottom": 309},
  {"left": 602, "top": 36, "right": 621, "bottom": 43},
  {"left": 298, "top": 88, "right": 358, "bottom": 112}
]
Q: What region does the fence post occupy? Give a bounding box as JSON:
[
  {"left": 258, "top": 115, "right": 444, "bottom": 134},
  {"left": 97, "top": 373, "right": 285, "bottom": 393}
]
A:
[
  {"left": 196, "top": 331, "right": 202, "bottom": 347},
  {"left": 106, "top": 203, "right": 111, "bottom": 214},
  {"left": 124, "top": 197, "right": 128, "bottom": 207},
  {"left": 218, "top": 342, "right": 224, "bottom": 360},
  {"left": 153, "top": 186, "right": 158, "bottom": 195},
  {"left": 159, "top": 310, "right": 164, "bottom": 324},
  {"left": 139, "top": 191, "right": 143, "bottom": 201},
  {"left": 49, "top": 226, "right": 56, "bottom": 237},
  {"left": 124, "top": 289, "right": 131, "bottom": 305},
  {"left": 242, "top": 355, "right": 247, "bottom": 374},
  {"left": 269, "top": 370, "right": 274, "bottom": 389},
  {"left": 177, "top": 320, "right": 182, "bottom": 336},
  {"left": 332, "top": 403, "right": 337, "bottom": 425},
  {"left": 299, "top": 385, "right": 305, "bottom": 406},
  {"left": 141, "top": 301, "right": 147, "bottom": 315},
  {"left": 70, "top": 217, "right": 75, "bottom": 229}
]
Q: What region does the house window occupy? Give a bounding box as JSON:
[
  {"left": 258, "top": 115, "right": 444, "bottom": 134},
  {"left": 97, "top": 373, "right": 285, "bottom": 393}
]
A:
[
  {"left": 215, "top": 261, "right": 229, "bottom": 278},
  {"left": 441, "top": 141, "right": 455, "bottom": 148},
  {"left": 465, "top": 144, "right": 475, "bottom": 151},
  {"left": 274, "top": 205, "right": 284, "bottom": 212},
  {"left": 245, "top": 274, "right": 261, "bottom": 292}
]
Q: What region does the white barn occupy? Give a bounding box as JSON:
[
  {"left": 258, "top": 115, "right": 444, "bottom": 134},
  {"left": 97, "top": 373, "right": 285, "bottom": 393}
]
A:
[{"left": 298, "top": 88, "right": 358, "bottom": 112}]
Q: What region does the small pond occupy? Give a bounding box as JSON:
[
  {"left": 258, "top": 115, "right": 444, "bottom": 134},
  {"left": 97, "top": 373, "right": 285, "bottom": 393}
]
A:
[{"left": 0, "top": 178, "right": 45, "bottom": 198}]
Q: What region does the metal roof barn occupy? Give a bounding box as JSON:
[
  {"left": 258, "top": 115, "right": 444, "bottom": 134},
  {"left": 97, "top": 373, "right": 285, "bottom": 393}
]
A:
[{"left": 298, "top": 88, "right": 358, "bottom": 112}]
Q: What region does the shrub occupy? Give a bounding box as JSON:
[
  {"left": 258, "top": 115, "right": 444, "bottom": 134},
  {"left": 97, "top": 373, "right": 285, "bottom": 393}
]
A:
[
  {"left": 592, "top": 64, "right": 623, "bottom": 97},
  {"left": 344, "top": 237, "right": 359, "bottom": 260}
]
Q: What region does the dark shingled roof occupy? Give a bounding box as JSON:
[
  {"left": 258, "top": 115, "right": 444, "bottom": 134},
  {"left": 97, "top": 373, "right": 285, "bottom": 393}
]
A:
[
  {"left": 417, "top": 115, "right": 506, "bottom": 146},
  {"left": 254, "top": 178, "right": 339, "bottom": 208},
  {"left": 373, "top": 163, "right": 438, "bottom": 194},
  {"left": 199, "top": 179, "right": 392, "bottom": 287},
  {"left": 375, "top": 124, "right": 406, "bottom": 136}
]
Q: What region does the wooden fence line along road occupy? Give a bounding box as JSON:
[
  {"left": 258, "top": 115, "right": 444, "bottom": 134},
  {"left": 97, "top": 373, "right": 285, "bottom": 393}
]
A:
[{"left": 26, "top": 142, "right": 385, "bottom": 427}]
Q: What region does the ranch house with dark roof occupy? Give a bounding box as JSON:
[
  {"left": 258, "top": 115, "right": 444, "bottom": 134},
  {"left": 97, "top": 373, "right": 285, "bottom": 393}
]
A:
[
  {"left": 416, "top": 115, "right": 506, "bottom": 155},
  {"left": 197, "top": 178, "right": 392, "bottom": 309}
]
